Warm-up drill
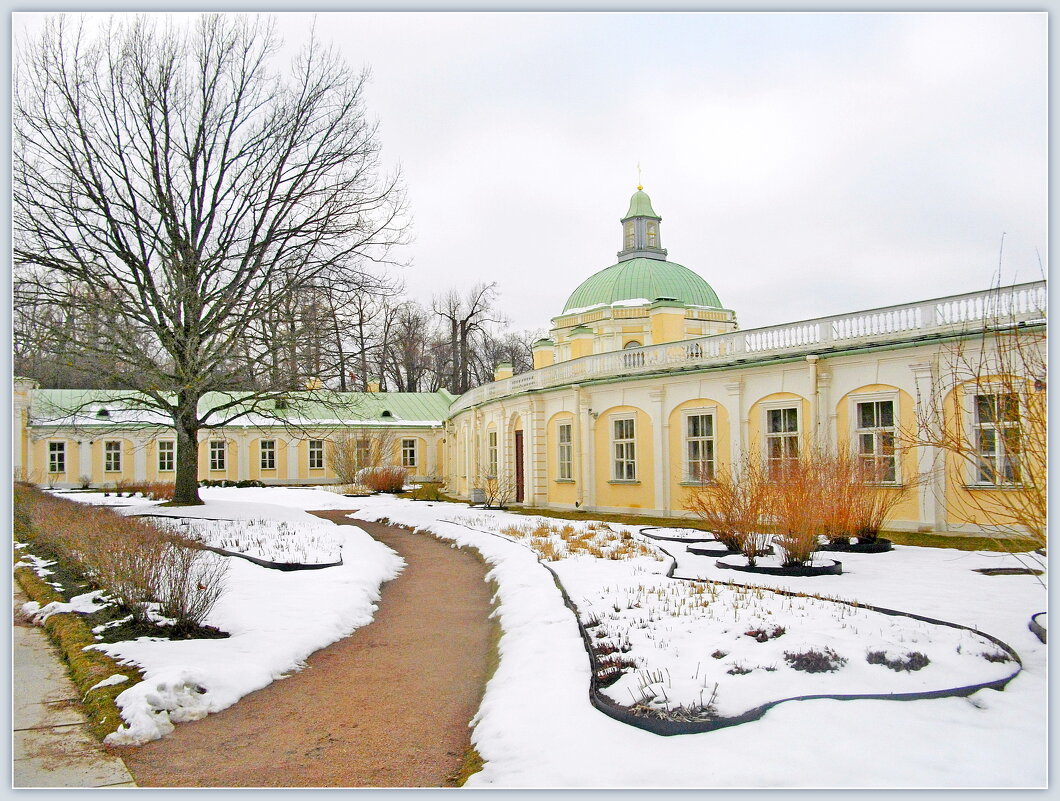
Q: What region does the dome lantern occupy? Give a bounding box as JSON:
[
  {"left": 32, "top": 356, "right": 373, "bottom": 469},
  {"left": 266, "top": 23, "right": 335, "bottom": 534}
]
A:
[{"left": 618, "top": 187, "right": 666, "bottom": 262}]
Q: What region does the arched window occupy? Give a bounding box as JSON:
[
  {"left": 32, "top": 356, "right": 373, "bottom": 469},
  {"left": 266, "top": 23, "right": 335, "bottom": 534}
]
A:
[
  {"left": 624, "top": 222, "right": 635, "bottom": 249},
  {"left": 647, "top": 222, "right": 658, "bottom": 248},
  {"left": 624, "top": 340, "right": 641, "bottom": 349}
]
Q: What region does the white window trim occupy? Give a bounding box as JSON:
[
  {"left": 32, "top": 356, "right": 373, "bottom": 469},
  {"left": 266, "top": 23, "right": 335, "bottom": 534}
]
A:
[
  {"left": 104, "top": 440, "right": 123, "bottom": 473},
  {"left": 401, "top": 438, "right": 417, "bottom": 468},
  {"left": 48, "top": 441, "right": 66, "bottom": 474},
  {"left": 158, "top": 440, "right": 176, "bottom": 472},
  {"left": 260, "top": 439, "right": 277, "bottom": 471},
  {"left": 848, "top": 391, "right": 902, "bottom": 486},
  {"left": 556, "top": 420, "right": 574, "bottom": 481},
  {"left": 209, "top": 440, "right": 227, "bottom": 472},
  {"left": 610, "top": 413, "right": 637, "bottom": 482},
  {"left": 682, "top": 406, "right": 717, "bottom": 484},
  {"left": 760, "top": 399, "right": 801, "bottom": 473},
  {"left": 962, "top": 382, "right": 1026, "bottom": 488},
  {"left": 308, "top": 440, "right": 325, "bottom": 470}
]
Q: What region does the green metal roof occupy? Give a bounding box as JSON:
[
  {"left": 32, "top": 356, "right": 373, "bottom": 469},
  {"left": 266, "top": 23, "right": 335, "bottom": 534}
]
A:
[
  {"left": 561, "top": 257, "right": 723, "bottom": 314},
  {"left": 29, "top": 389, "right": 454, "bottom": 427},
  {"left": 622, "top": 189, "right": 659, "bottom": 220}
]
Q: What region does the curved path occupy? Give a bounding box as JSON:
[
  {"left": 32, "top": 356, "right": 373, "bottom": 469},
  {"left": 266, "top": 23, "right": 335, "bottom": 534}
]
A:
[{"left": 121, "top": 514, "right": 495, "bottom": 788}]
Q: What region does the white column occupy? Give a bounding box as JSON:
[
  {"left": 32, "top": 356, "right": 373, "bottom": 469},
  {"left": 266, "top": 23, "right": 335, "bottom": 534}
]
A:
[
  {"left": 725, "top": 380, "right": 744, "bottom": 467},
  {"left": 78, "top": 439, "right": 92, "bottom": 481},
  {"left": 578, "top": 389, "right": 596, "bottom": 510},
  {"left": 133, "top": 435, "right": 147, "bottom": 481},
  {"left": 911, "top": 361, "right": 947, "bottom": 532},
  {"left": 237, "top": 430, "right": 250, "bottom": 481},
  {"left": 649, "top": 388, "right": 668, "bottom": 515},
  {"left": 287, "top": 437, "right": 300, "bottom": 482}
]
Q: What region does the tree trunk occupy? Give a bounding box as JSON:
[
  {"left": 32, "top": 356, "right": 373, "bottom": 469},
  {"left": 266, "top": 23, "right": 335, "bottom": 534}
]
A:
[{"left": 173, "top": 393, "right": 204, "bottom": 505}]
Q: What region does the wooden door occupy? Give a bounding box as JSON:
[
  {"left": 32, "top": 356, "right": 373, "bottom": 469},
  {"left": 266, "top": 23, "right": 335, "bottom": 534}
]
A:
[{"left": 514, "top": 430, "right": 524, "bottom": 503}]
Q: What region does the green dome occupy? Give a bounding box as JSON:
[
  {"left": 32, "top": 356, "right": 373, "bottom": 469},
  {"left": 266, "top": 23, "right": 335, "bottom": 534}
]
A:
[{"left": 561, "top": 257, "right": 723, "bottom": 314}]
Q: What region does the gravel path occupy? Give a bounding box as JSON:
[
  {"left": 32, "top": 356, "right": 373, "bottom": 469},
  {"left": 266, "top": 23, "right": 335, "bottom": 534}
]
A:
[{"left": 121, "top": 514, "right": 495, "bottom": 788}]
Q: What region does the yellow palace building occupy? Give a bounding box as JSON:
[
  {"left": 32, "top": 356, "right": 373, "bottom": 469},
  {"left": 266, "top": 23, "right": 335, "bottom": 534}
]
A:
[{"left": 14, "top": 188, "right": 1046, "bottom": 537}]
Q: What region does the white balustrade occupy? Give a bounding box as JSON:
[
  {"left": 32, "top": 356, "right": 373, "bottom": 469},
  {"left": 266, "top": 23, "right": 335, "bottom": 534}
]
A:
[{"left": 447, "top": 281, "right": 1046, "bottom": 414}]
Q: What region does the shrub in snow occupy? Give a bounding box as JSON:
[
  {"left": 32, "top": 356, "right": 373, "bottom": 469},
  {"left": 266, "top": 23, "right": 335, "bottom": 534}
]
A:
[
  {"left": 685, "top": 453, "right": 771, "bottom": 561},
  {"left": 980, "top": 650, "right": 1013, "bottom": 664},
  {"left": 783, "top": 647, "right": 848, "bottom": 673},
  {"left": 357, "top": 466, "right": 408, "bottom": 493},
  {"left": 155, "top": 543, "right": 229, "bottom": 634},
  {"left": 866, "top": 650, "right": 930, "bottom": 672}
]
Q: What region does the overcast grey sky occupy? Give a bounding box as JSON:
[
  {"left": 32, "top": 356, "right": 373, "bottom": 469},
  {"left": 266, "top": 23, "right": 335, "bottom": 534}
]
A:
[{"left": 15, "top": 11, "right": 1047, "bottom": 335}]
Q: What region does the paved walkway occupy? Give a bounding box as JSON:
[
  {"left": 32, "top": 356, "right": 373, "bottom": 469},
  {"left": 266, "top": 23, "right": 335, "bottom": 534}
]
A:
[
  {"left": 12, "top": 591, "right": 137, "bottom": 788},
  {"left": 118, "top": 515, "right": 495, "bottom": 787}
]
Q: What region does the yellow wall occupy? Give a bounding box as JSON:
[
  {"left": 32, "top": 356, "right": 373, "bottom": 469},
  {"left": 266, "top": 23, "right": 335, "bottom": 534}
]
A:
[
  {"left": 593, "top": 405, "right": 654, "bottom": 509},
  {"left": 546, "top": 412, "right": 577, "bottom": 506},
  {"left": 533, "top": 348, "right": 555, "bottom": 369},
  {"left": 650, "top": 309, "right": 685, "bottom": 345},
  {"left": 667, "top": 398, "right": 731, "bottom": 514},
  {"left": 571, "top": 335, "right": 594, "bottom": 359},
  {"left": 834, "top": 384, "right": 919, "bottom": 525}
]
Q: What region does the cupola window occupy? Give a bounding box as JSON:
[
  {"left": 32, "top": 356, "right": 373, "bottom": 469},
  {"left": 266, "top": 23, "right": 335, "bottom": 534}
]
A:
[
  {"left": 647, "top": 222, "right": 658, "bottom": 248},
  {"left": 624, "top": 222, "right": 635, "bottom": 250}
]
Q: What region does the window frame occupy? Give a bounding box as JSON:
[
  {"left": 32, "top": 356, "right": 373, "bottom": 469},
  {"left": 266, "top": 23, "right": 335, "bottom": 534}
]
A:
[
  {"left": 964, "top": 384, "right": 1024, "bottom": 487},
  {"left": 850, "top": 391, "right": 901, "bottom": 486},
  {"left": 762, "top": 401, "right": 801, "bottom": 478},
  {"left": 683, "top": 407, "right": 716, "bottom": 484},
  {"left": 157, "top": 440, "right": 175, "bottom": 472},
  {"left": 308, "top": 440, "right": 325, "bottom": 470},
  {"left": 209, "top": 440, "right": 227, "bottom": 472},
  {"left": 486, "top": 430, "right": 498, "bottom": 477},
  {"left": 611, "top": 414, "right": 637, "bottom": 482},
  {"left": 104, "top": 440, "right": 122, "bottom": 473},
  {"left": 48, "top": 441, "right": 66, "bottom": 474},
  {"left": 260, "top": 439, "right": 277, "bottom": 471},
  {"left": 401, "top": 438, "right": 417, "bottom": 469},
  {"left": 556, "top": 420, "right": 573, "bottom": 481}
]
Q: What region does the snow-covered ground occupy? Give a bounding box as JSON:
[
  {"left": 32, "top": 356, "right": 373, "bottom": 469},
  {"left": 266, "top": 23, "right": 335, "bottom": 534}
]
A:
[
  {"left": 46, "top": 488, "right": 403, "bottom": 745},
  {"left": 45, "top": 489, "right": 1045, "bottom": 787}
]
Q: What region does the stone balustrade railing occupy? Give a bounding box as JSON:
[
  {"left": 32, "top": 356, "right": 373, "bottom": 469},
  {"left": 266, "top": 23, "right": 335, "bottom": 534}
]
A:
[{"left": 449, "top": 281, "right": 1047, "bottom": 414}]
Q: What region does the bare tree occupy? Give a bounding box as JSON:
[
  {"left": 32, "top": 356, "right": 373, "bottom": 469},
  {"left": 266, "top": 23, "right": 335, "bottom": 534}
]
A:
[
  {"left": 432, "top": 282, "right": 504, "bottom": 394},
  {"left": 14, "top": 14, "right": 407, "bottom": 504},
  {"left": 907, "top": 284, "right": 1046, "bottom": 550}
]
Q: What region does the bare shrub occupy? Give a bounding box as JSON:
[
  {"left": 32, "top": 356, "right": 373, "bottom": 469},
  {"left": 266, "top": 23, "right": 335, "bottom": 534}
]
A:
[
  {"left": 784, "top": 647, "right": 847, "bottom": 673},
  {"left": 475, "top": 471, "right": 518, "bottom": 508},
  {"left": 156, "top": 544, "right": 229, "bottom": 633},
  {"left": 685, "top": 453, "right": 771, "bottom": 562},
  {"left": 866, "top": 650, "right": 930, "bottom": 672},
  {"left": 768, "top": 458, "right": 824, "bottom": 567},
  {"left": 358, "top": 466, "right": 408, "bottom": 493}
]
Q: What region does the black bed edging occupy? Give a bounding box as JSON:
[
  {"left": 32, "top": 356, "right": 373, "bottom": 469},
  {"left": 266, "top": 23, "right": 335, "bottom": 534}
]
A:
[
  {"left": 716, "top": 558, "right": 843, "bottom": 577},
  {"left": 439, "top": 519, "right": 1024, "bottom": 738},
  {"left": 1029, "top": 612, "right": 1047, "bottom": 644}
]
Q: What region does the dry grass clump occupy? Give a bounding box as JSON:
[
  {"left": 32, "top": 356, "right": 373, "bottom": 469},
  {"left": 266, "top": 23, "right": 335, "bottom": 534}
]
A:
[
  {"left": 357, "top": 466, "right": 408, "bottom": 493},
  {"left": 15, "top": 484, "right": 227, "bottom": 631},
  {"left": 499, "top": 520, "right": 662, "bottom": 562},
  {"left": 105, "top": 480, "right": 175, "bottom": 500}
]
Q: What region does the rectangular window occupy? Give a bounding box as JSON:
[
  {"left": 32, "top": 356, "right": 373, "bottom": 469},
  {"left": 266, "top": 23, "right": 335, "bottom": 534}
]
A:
[
  {"left": 557, "top": 422, "right": 573, "bottom": 481},
  {"left": 209, "top": 440, "right": 226, "bottom": 471},
  {"left": 401, "top": 438, "right": 417, "bottom": 468},
  {"left": 686, "top": 413, "right": 715, "bottom": 482},
  {"left": 158, "top": 441, "right": 175, "bottom": 472},
  {"left": 356, "top": 439, "right": 371, "bottom": 468},
  {"left": 309, "top": 440, "right": 325, "bottom": 470},
  {"left": 974, "top": 392, "right": 1021, "bottom": 484},
  {"left": 487, "top": 431, "right": 498, "bottom": 476},
  {"left": 856, "top": 400, "right": 897, "bottom": 483},
  {"left": 766, "top": 406, "right": 799, "bottom": 476},
  {"left": 104, "top": 441, "right": 122, "bottom": 472},
  {"left": 48, "top": 442, "right": 66, "bottom": 474},
  {"left": 260, "top": 440, "right": 276, "bottom": 470},
  {"left": 612, "top": 417, "right": 636, "bottom": 481}
]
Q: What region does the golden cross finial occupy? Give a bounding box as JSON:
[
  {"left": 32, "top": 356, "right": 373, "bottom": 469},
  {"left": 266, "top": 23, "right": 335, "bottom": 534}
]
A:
[{"left": 636, "top": 162, "right": 643, "bottom": 191}]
